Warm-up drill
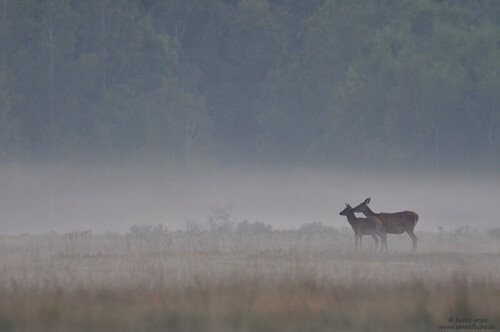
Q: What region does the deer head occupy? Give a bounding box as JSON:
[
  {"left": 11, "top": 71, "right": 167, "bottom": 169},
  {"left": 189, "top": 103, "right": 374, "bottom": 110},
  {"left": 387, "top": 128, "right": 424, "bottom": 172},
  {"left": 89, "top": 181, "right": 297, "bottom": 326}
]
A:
[
  {"left": 352, "top": 197, "right": 371, "bottom": 214},
  {"left": 339, "top": 203, "right": 352, "bottom": 216}
]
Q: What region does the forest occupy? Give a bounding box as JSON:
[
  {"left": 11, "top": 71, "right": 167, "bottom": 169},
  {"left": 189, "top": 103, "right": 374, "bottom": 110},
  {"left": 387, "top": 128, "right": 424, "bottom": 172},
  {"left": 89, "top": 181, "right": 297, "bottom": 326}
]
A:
[{"left": 0, "top": 0, "right": 499, "bottom": 172}]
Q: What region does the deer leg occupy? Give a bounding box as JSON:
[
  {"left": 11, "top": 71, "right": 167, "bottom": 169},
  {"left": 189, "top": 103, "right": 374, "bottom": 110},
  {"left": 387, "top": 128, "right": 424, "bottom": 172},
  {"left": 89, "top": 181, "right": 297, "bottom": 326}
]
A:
[
  {"left": 371, "top": 234, "right": 379, "bottom": 251},
  {"left": 378, "top": 232, "right": 387, "bottom": 252},
  {"left": 407, "top": 230, "right": 418, "bottom": 253},
  {"left": 355, "top": 235, "right": 358, "bottom": 249}
]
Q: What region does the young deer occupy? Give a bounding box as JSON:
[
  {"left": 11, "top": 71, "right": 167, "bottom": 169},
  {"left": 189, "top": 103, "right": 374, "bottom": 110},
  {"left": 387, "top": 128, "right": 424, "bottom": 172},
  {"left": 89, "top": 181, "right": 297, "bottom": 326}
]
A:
[
  {"left": 352, "top": 198, "right": 419, "bottom": 253},
  {"left": 340, "top": 204, "right": 386, "bottom": 251}
]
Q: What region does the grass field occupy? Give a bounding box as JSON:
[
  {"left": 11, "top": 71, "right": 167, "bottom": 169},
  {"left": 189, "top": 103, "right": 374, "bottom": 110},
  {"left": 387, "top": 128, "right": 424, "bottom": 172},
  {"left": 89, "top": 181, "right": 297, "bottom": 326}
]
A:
[{"left": 0, "top": 227, "right": 499, "bottom": 331}]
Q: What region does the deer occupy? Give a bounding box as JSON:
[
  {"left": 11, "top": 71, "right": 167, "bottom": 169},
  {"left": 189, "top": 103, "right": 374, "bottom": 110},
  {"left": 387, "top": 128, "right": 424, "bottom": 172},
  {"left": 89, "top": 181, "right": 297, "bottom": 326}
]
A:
[
  {"left": 351, "top": 198, "right": 419, "bottom": 253},
  {"left": 340, "top": 204, "right": 386, "bottom": 251}
]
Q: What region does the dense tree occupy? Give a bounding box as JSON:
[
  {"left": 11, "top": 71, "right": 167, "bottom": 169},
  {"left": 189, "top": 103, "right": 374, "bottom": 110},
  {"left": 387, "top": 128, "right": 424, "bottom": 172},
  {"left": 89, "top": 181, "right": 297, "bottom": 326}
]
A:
[{"left": 0, "top": 0, "right": 498, "bottom": 172}]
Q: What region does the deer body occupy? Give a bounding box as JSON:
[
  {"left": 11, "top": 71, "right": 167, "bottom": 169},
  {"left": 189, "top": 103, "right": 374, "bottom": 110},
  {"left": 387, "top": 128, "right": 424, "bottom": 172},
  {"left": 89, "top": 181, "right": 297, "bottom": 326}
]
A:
[
  {"left": 340, "top": 204, "right": 386, "bottom": 251},
  {"left": 352, "top": 198, "right": 419, "bottom": 252}
]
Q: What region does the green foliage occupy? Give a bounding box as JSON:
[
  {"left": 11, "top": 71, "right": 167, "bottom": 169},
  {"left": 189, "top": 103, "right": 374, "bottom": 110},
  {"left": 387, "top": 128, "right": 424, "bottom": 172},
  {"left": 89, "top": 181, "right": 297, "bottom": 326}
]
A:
[{"left": 0, "top": 0, "right": 498, "bottom": 171}]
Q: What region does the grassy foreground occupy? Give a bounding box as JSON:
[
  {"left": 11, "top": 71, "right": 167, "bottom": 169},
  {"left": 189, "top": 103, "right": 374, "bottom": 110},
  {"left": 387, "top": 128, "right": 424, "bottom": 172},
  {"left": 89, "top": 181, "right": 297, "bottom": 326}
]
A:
[
  {"left": 0, "top": 230, "right": 499, "bottom": 331},
  {"left": 0, "top": 274, "right": 499, "bottom": 331}
]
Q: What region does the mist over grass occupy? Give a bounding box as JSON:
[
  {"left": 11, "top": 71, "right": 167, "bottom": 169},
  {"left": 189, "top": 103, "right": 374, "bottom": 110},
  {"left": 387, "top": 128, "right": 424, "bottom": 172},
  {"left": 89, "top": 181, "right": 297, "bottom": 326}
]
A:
[
  {"left": 0, "top": 229, "right": 499, "bottom": 331},
  {"left": 1, "top": 161, "right": 499, "bottom": 331},
  {"left": 0, "top": 162, "right": 498, "bottom": 234}
]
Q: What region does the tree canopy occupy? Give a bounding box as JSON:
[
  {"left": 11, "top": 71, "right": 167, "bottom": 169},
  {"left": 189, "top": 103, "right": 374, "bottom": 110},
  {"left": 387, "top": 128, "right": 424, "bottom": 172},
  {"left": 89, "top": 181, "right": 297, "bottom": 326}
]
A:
[{"left": 0, "top": 0, "right": 499, "bottom": 172}]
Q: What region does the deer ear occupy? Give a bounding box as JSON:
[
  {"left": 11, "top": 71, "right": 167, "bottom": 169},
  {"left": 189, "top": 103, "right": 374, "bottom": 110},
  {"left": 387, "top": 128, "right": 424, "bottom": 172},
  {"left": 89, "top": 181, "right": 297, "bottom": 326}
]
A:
[
  {"left": 345, "top": 203, "right": 348, "bottom": 207},
  {"left": 365, "top": 198, "right": 371, "bottom": 204}
]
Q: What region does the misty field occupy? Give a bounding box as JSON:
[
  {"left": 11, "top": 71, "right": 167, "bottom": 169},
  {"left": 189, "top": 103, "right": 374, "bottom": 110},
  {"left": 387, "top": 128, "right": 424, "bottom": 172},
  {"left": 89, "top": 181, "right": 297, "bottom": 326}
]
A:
[{"left": 0, "top": 226, "right": 499, "bottom": 331}]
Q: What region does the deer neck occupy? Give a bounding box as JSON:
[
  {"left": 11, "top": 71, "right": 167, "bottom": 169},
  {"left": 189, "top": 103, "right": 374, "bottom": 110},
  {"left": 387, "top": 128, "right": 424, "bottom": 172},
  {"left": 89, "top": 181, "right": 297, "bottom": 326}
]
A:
[
  {"left": 364, "top": 205, "right": 378, "bottom": 217},
  {"left": 345, "top": 211, "right": 358, "bottom": 226}
]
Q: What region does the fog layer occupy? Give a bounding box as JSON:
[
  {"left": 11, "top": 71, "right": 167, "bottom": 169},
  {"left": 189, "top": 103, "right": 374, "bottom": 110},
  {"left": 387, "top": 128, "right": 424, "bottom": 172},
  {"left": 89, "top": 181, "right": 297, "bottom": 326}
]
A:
[{"left": 1, "top": 163, "right": 498, "bottom": 234}]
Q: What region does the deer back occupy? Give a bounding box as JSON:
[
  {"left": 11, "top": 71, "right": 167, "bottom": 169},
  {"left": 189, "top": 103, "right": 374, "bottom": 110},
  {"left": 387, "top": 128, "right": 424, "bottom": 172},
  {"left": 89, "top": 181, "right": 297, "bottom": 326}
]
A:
[{"left": 377, "top": 211, "right": 418, "bottom": 233}]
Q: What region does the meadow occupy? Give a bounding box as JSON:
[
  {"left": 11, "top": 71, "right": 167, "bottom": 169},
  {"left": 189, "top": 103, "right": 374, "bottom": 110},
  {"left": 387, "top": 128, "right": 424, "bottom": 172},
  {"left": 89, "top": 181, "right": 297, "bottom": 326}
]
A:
[{"left": 0, "top": 224, "right": 499, "bottom": 331}]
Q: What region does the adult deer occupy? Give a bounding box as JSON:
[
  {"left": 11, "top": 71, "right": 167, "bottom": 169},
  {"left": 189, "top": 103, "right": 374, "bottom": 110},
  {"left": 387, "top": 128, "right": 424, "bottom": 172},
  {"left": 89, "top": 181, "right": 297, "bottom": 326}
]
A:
[
  {"left": 352, "top": 198, "right": 419, "bottom": 253},
  {"left": 340, "top": 204, "right": 386, "bottom": 251}
]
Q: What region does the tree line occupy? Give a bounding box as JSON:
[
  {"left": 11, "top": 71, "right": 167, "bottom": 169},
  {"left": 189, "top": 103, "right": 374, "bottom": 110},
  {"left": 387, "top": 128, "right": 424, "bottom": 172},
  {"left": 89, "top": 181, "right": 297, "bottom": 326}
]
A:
[{"left": 0, "top": 0, "right": 499, "bottom": 171}]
